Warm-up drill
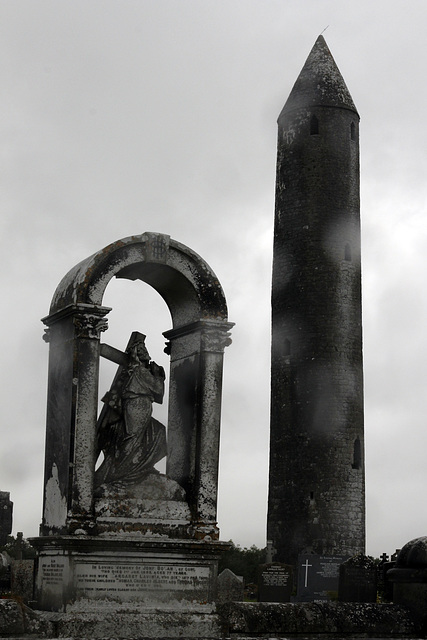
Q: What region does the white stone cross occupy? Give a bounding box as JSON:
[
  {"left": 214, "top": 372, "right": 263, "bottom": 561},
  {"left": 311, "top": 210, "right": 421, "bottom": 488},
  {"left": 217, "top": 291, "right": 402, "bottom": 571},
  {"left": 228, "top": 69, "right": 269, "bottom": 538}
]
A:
[
  {"left": 302, "top": 558, "right": 312, "bottom": 588},
  {"left": 265, "top": 540, "right": 277, "bottom": 564}
]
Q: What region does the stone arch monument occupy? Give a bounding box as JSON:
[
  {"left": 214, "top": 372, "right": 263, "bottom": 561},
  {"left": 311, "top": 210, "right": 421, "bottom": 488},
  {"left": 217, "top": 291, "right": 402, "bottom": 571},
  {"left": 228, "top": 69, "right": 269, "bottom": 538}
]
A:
[{"left": 33, "top": 232, "right": 233, "bottom": 611}]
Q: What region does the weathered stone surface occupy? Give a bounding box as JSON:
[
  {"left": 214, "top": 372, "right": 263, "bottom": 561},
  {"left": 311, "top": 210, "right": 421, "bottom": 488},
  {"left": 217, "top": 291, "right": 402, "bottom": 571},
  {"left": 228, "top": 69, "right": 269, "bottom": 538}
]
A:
[
  {"left": 394, "top": 535, "right": 427, "bottom": 568},
  {"left": 0, "top": 598, "right": 54, "bottom": 636},
  {"left": 218, "top": 601, "right": 418, "bottom": 636},
  {"left": 11, "top": 559, "right": 35, "bottom": 604},
  {"left": 217, "top": 568, "right": 244, "bottom": 603},
  {"left": 31, "top": 535, "right": 227, "bottom": 612},
  {"left": 0, "top": 599, "right": 24, "bottom": 635},
  {"left": 0, "top": 598, "right": 420, "bottom": 638},
  {"left": 268, "top": 35, "right": 364, "bottom": 566},
  {"left": 388, "top": 536, "right": 427, "bottom": 626},
  {"left": 0, "top": 492, "right": 13, "bottom": 546},
  {"left": 40, "top": 233, "right": 233, "bottom": 539},
  {"left": 33, "top": 233, "right": 233, "bottom": 612},
  {"left": 45, "top": 609, "right": 222, "bottom": 639}
]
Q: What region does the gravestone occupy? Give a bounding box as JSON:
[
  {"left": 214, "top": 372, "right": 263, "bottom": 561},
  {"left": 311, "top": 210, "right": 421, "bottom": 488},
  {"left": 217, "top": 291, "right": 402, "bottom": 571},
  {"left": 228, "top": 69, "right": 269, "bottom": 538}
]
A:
[
  {"left": 381, "top": 563, "right": 395, "bottom": 602},
  {"left": 296, "top": 554, "right": 348, "bottom": 602},
  {"left": 0, "top": 553, "right": 11, "bottom": 594},
  {"left": 216, "top": 568, "right": 244, "bottom": 603},
  {"left": 0, "top": 492, "right": 13, "bottom": 545},
  {"left": 258, "top": 563, "right": 293, "bottom": 602},
  {"left": 30, "top": 233, "right": 234, "bottom": 615},
  {"left": 338, "top": 554, "right": 377, "bottom": 602},
  {"left": 11, "top": 560, "right": 34, "bottom": 604}
]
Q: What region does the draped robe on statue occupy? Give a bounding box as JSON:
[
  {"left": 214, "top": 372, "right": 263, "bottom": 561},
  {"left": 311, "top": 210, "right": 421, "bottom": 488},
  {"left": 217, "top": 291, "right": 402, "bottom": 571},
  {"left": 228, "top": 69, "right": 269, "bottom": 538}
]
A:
[{"left": 94, "top": 345, "right": 167, "bottom": 494}]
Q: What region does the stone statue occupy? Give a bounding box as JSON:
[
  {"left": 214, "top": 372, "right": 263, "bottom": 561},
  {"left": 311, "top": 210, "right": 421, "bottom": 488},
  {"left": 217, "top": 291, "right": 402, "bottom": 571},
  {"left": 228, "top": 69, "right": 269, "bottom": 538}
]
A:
[{"left": 94, "top": 332, "right": 167, "bottom": 496}]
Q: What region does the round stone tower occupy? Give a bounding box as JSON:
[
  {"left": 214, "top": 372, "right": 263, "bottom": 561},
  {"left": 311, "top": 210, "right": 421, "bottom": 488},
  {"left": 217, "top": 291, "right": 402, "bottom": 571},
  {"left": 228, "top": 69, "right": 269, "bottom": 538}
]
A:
[{"left": 267, "top": 36, "right": 365, "bottom": 565}]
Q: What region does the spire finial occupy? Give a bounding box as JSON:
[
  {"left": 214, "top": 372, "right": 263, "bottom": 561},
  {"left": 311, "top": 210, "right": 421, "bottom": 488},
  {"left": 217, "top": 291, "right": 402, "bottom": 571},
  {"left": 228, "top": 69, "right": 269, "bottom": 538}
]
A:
[{"left": 278, "top": 35, "right": 358, "bottom": 121}]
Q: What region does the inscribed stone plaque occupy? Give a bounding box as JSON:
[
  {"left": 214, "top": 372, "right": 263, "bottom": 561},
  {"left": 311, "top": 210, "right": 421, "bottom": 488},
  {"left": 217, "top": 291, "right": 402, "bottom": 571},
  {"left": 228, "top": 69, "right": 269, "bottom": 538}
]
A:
[
  {"left": 40, "top": 557, "right": 68, "bottom": 589},
  {"left": 74, "top": 561, "right": 211, "bottom": 603},
  {"left": 296, "top": 554, "right": 348, "bottom": 602},
  {"left": 258, "top": 563, "right": 293, "bottom": 602},
  {"left": 37, "top": 556, "right": 70, "bottom": 610}
]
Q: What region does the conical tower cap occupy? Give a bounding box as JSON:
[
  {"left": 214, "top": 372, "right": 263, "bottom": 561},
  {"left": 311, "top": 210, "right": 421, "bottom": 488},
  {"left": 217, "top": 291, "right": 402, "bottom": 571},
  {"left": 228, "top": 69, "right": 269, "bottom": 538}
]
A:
[{"left": 278, "top": 35, "right": 358, "bottom": 122}]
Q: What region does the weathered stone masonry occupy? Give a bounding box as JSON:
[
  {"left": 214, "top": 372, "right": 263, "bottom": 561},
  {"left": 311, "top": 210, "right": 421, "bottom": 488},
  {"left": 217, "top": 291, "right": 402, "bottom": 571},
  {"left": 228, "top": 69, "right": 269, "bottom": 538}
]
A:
[{"left": 267, "top": 36, "right": 365, "bottom": 565}]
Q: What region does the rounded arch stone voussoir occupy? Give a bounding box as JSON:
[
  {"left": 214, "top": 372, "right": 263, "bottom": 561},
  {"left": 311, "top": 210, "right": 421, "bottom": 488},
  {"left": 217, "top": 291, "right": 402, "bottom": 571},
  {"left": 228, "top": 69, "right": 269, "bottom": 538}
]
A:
[{"left": 50, "top": 232, "right": 229, "bottom": 327}]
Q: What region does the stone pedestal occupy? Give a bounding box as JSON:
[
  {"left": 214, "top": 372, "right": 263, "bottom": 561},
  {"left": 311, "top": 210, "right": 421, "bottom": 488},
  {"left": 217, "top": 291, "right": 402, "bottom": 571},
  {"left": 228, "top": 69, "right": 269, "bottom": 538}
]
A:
[
  {"left": 33, "top": 234, "right": 234, "bottom": 626},
  {"left": 31, "top": 536, "right": 227, "bottom": 612},
  {"left": 388, "top": 536, "right": 427, "bottom": 626}
]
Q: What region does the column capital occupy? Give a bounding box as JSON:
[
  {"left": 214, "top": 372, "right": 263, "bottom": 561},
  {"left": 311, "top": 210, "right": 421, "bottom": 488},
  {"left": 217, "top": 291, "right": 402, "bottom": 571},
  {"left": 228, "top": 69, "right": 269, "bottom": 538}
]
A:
[
  {"left": 163, "top": 320, "right": 234, "bottom": 355},
  {"left": 42, "top": 304, "right": 112, "bottom": 339}
]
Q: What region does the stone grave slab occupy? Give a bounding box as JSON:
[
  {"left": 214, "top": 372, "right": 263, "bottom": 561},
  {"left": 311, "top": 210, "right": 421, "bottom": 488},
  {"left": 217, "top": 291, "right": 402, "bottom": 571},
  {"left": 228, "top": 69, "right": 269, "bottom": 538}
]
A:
[
  {"left": 296, "top": 554, "right": 349, "bottom": 601},
  {"left": 217, "top": 568, "right": 244, "bottom": 603},
  {"left": 258, "top": 563, "right": 293, "bottom": 602}
]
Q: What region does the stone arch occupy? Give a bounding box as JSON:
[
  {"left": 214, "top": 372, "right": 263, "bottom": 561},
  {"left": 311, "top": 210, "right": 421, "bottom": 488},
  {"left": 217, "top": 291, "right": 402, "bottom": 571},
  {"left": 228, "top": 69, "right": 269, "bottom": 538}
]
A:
[
  {"left": 49, "top": 233, "right": 229, "bottom": 324},
  {"left": 41, "top": 233, "right": 233, "bottom": 538}
]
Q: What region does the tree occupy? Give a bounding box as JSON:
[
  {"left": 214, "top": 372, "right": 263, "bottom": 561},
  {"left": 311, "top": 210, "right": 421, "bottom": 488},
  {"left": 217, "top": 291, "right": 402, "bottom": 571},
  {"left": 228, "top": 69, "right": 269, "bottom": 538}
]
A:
[
  {"left": 219, "top": 541, "right": 266, "bottom": 584},
  {"left": 0, "top": 534, "right": 36, "bottom": 560}
]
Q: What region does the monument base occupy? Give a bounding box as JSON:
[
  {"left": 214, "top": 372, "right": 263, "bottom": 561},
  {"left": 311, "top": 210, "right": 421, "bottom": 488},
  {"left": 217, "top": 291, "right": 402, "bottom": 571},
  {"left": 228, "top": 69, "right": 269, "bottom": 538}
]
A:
[
  {"left": 39, "top": 609, "right": 222, "bottom": 638},
  {"left": 31, "top": 535, "right": 227, "bottom": 612}
]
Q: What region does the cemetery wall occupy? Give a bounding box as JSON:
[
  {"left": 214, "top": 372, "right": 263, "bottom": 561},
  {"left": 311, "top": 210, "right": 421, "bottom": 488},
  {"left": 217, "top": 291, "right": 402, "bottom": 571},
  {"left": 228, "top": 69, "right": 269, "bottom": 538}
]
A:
[{"left": 0, "top": 598, "right": 421, "bottom": 638}]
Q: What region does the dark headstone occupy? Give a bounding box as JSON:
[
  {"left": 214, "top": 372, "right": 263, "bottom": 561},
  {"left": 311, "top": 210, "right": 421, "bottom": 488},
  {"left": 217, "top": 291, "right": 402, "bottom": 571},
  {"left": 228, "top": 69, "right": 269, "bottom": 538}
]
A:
[
  {"left": 338, "top": 554, "right": 377, "bottom": 602},
  {"left": 11, "top": 560, "right": 35, "bottom": 604},
  {"left": 217, "top": 568, "right": 244, "bottom": 603},
  {"left": 296, "top": 554, "right": 348, "bottom": 602},
  {"left": 380, "top": 561, "right": 395, "bottom": 602},
  {"left": 258, "top": 563, "right": 293, "bottom": 602},
  {"left": 0, "top": 555, "right": 11, "bottom": 594},
  {"left": 0, "top": 493, "right": 13, "bottom": 546}
]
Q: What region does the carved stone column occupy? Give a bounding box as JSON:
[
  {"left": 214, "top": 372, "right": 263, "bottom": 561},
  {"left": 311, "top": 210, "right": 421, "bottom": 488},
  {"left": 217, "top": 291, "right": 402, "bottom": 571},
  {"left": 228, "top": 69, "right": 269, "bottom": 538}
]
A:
[
  {"left": 41, "top": 304, "right": 110, "bottom": 535},
  {"left": 164, "top": 320, "right": 233, "bottom": 538}
]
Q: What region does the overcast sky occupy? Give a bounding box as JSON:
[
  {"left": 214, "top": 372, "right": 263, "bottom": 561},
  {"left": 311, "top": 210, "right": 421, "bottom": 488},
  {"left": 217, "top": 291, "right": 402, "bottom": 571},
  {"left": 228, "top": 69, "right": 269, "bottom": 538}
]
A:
[{"left": 1, "top": 0, "right": 427, "bottom": 559}]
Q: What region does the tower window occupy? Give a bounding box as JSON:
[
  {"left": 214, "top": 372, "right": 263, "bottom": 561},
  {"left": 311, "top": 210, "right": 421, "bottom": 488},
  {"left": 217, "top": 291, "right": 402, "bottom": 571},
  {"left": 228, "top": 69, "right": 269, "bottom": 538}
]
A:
[
  {"left": 352, "top": 437, "right": 362, "bottom": 470},
  {"left": 350, "top": 122, "right": 356, "bottom": 141},
  {"left": 310, "top": 115, "right": 319, "bottom": 135},
  {"left": 344, "top": 243, "right": 352, "bottom": 261}
]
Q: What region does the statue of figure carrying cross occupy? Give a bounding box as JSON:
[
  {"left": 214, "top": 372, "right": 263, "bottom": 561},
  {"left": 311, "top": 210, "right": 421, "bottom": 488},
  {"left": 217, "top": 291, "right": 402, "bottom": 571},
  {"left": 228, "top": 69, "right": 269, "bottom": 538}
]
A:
[{"left": 94, "top": 332, "right": 167, "bottom": 496}]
